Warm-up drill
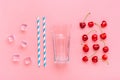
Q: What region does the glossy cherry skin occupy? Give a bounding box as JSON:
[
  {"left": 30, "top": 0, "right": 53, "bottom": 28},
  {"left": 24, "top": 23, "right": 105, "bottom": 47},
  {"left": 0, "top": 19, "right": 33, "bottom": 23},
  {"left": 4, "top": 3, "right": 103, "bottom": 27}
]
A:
[
  {"left": 102, "top": 54, "right": 108, "bottom": 61},
  {"left": 92, "top": 34, "right": 98, "bottom": 41},
  {"left": 83, "top": 44, "right": 89, "bottom": 52},
  {"left": 92, "top": 56, "right": 98, "bottom": 63},
  {"left": 80, "top": 22, "right": 86, "bottom": 29},
  {"left": 103, "top": 46, "right": 109, "bottom": 53},
  {"left": 82, "top": 56, "right": 88, "bottom": 62},
  {"left": 101, "top": 20, "right": 107, "bottom": 28},
  {"left": 100, "top": 33, "right": 107, "bottom": 40},
  {"left": 88, "top": 21, "right": 94, "bottom": 27},
  {"left": 82, "top": 34, "right": 88, "bottom": 41},
  {"left": 93, "top": 44, "right": 100, "bottom": 50}
]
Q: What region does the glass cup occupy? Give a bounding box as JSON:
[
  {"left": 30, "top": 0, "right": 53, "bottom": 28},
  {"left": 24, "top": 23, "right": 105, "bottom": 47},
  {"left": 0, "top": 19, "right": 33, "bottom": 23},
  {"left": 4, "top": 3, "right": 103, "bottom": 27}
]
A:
[{"left": 52, "top": 24, "right": 71, "bottom": 63}]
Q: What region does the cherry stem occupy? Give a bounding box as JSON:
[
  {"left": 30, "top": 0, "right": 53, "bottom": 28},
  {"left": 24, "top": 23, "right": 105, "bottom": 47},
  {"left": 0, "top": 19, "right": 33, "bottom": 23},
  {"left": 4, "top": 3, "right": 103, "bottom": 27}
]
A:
[
  {"left": 101, "top": 59, "right": 109, "bottom": 65},
  {"left": 87, "top": 29, "right": 97, "bottom": 35},
  {"left": 94, "top": 23, "right": 103, "bottom": 33},
  {"left": 81, "top": 42, "right": 84, "bottom": 45},
  {"left": 81, "top": 30, "right": 97, "bottom": 45},
  {"left": 99, "top": 59, "right": 109, "bottom": 65},
  {"left": 105, "top": 60, "right": 109, "bottom": 65},
  {"left": 102, "top": 40, "right": 106, "bottom": 46},
  {"left": 88, "top": 51, "right": 97, "bottom": 58},
  {"left": 83, "top": 12, "right": 91, "bottom": 22}
]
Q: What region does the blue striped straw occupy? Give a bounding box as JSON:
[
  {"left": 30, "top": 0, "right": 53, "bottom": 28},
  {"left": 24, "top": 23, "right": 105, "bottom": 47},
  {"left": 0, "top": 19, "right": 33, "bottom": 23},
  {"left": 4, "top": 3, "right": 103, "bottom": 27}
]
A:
[
  {"left": 42, "top": 16, "right": 47, "bottom": 67},
  {"left": 37, "top": 17, "right": 41, "bottom": 67}
]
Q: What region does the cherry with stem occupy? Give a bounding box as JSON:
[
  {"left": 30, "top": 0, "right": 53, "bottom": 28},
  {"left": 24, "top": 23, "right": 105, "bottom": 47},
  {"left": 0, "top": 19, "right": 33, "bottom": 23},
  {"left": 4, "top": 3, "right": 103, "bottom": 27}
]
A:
[
  {"left": 80, "top": 12, "right": 91, "bottom": 29},
  {"left": 82, "top": 30, "right": 97, "bottom": 41}
]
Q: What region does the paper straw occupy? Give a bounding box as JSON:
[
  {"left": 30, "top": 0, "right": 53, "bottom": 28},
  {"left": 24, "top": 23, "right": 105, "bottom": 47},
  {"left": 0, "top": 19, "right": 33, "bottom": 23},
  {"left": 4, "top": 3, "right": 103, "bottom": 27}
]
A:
[
  {"left": 42, "top": 16, "right": 47, "bottom": 67},
  {"left": 37, "top": 17, "right": 41, "bottom": 67}
]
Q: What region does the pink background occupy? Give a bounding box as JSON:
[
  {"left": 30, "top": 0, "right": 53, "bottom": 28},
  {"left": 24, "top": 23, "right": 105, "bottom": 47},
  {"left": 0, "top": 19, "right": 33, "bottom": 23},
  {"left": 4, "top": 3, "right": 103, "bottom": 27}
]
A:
[{"left": 0, "top": 0, "right": 120, "bottom": 80}]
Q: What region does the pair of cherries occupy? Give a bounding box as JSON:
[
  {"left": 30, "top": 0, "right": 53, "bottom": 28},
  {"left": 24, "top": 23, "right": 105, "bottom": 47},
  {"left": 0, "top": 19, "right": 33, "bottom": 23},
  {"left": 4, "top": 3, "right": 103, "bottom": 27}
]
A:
[
  {"left": 83, "top": 44, "right": 109, "bottom": 52},
  {"left": 82, "top": 56, "right": 99, "bottom": 63},
  {"left": 80, "top": 19, "right": 109, "bottom": 63},
  {"left": 82, "top": 55, "right": 108, "bottom": 63}
]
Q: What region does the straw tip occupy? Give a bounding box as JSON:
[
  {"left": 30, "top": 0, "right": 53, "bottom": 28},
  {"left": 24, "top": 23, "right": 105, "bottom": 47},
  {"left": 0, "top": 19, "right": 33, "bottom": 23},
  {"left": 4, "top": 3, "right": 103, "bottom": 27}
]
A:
[
  {"left": 37, "top": 16, "right": 40, "bottom": 20},
  {"left": 43, "top": 16, "right": 46, "bottom": 20}
]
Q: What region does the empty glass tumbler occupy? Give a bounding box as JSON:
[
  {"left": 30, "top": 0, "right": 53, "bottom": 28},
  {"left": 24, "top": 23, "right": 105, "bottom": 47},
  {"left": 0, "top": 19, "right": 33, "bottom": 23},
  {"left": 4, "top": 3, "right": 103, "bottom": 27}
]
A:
[{"left": 52, "top": 25, "right": 71, "bottom": 63}]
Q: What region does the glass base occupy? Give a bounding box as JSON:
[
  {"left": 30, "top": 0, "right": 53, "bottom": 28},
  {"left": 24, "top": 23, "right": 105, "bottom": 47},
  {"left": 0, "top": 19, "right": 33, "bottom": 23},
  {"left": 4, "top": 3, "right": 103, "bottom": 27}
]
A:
[{"left": 54, "top": 57, "right": 69, "bottom": 63}]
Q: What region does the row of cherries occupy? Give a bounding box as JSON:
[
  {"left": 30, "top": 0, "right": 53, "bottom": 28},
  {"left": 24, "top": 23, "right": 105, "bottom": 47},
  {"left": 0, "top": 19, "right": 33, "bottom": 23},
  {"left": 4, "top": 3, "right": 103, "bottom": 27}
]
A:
[
  {"left": 79, "top": 13, "right": 109, "bottom": 63},
  {"left": 80, "top": 20, "right": 107, "bottom": 28}
]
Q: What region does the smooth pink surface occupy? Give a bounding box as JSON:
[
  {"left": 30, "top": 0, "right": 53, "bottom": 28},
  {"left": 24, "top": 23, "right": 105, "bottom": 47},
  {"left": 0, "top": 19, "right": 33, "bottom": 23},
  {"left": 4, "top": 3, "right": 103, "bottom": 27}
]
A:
[{"left": 0, "top": 0, "right": 120, "bottom": 80}]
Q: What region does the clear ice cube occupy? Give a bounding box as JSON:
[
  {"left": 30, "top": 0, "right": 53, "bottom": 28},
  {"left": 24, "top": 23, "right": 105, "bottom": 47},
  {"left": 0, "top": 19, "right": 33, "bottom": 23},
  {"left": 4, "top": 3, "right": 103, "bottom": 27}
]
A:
[
  {"left": 12, "top": 54, "right": 20, "bottom": 62},
  {"left": 21, "top": 40, "right": 27, "bottom": 48},
  {"left": 24, "top": 57, "right": 32, "bottom": 65},
  {"left": 8, "top": 35, "right": 15, "bottom": 43},
  {"left": 20, "top": 24, "right": 27, "bottom": 32}
]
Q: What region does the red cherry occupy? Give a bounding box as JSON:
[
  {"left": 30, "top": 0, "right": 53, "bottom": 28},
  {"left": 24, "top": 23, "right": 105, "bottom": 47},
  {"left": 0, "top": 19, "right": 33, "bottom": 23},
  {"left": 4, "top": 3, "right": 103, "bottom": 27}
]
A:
[
  {"left": 93, "top": 44, "right": 100, "bottom": 50},
  {"left": 92, "top": 34, "right": 98, "bottom": 41},
  {"left": 92, "top": 56, "right": 98, "bottom": 63},
  {"left": 103, "top": 46, "right": 109, "bottom": 53},
  {"left": 80, "top": 22, "right": 86, "bottom": 28},
  {"left": 102, "top": 54, "right": 108, "bottom": 60},
  {"left": 88, "top": 21, "right": 94, "bottom": 27},
  {"left": 82, "top": 56, "right": 88, "bottom": 62},
  {"left": 100, "top": 33, "right": 107, "bottom": 40},
  {"left": 82, "top": 34, "right": 88, "bottom": 41},
  {"left": 101, "top": 20, "right": 107, "bottom": 28},
  {"left": 83, "top": 44, "right": 89, "bottom": 52}
]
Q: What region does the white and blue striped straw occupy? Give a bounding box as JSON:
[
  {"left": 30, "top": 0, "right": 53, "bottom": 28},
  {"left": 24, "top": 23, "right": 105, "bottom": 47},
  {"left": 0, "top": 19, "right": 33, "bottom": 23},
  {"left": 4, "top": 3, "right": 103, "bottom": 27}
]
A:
[
  {"left": 42, "top": 16, "right": 47, "bottom": 67},
  {"left": 37, "top": 17, "right": 41, "bottom": 67}
]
